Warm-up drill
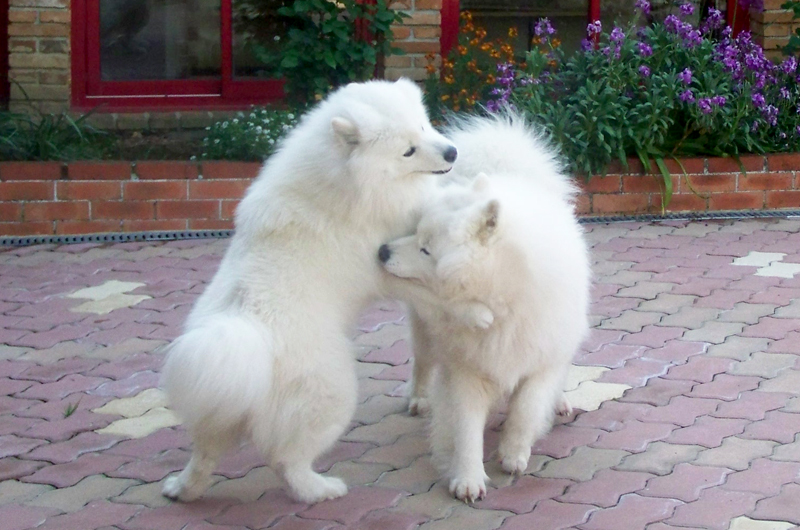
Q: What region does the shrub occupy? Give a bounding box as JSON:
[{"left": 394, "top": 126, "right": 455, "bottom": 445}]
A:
[
  {"left": 782, "top": 0, "right": 800, "bottom": 56},
  {"left": 199, "top": 108, "right": 298, "bottom": 161},
  {"left": 0, "top": 108, "right": 110, "bottom": 161}
]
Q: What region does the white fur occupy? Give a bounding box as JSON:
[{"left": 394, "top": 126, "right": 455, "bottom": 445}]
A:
[
  {"left": 161, "top": 79, "right": 457, "bottom": 504},
  {"left": 380, "top": 115, "right": 590, "bottom": 502}
]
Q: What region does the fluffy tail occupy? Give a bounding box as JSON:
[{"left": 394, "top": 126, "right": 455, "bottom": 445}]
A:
[{"left": 161, "top": 313, "right": 273, "bottom": 431}]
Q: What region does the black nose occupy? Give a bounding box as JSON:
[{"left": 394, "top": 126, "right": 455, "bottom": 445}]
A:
[
  {"left": 378, "top": 244, "right": 391, "bottom": 263},
  {"left": 443, "top": 146, "right": 458, "bottom": 164}
]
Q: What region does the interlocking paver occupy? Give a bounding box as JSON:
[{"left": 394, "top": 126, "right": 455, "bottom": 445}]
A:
[
  {"left": 687, "top": 374, "right": 762, "bottom": 401},
  {"left": 722, "top": 458, "right": 800, "bottom": 497},
  {"left": 712, "top": 391, "right": 789, "bottom": 421},
  {"left": 693, "top": 437, "right": 778, "bottom": 471},
  {"left": 537, "top": 446, "right": 629, "bottom": 481},
  {"left": 557, "top": 469, "right": 651, "bottom": 508},
  {"left": 740, "top": 410, "right": 800, "bottom": 444},
  {"left": 616, "top": 442, "right": 703, "bottom": 475},
  {"left": 639, "top": 463, "right": 730, "bottom": 502},
  {"left": 26, "top": 475, "right": 139, "bottom": 513},
  {"left": 497, "top": 500, "right": 595, "bottom": 530},
  {"left": 476, "top": 477, "right": 572, "bottom": 514},
  {"left": 581, "top": 494, "right": 681, "bottom": 530},
  {"left": 666, "top": 488, "right": 762, "bottom": 530},
  {"left": 749, "top": 484, "right": 800, "bottom": 525},
  {"left": 707, "top": 336, "right": 772, "bottom": 361}
]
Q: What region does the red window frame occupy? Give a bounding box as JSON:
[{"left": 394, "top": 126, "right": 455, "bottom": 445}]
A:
[
  {"left": 71, "top": 0, "right": 285, "bottom": 111},
  {"left": 1, "top": 0, "right": 8, "bottom": 106}
]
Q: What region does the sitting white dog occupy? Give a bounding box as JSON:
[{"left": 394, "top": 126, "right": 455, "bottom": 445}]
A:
[{"left": 379, "top": 115, "right": 590, "bottom": 502}]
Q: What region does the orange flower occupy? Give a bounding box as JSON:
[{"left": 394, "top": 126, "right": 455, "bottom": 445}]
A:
[
  {"left": 475, "top": 28, "right": 487, "bottom": 40},
  {"left": 508, "top": 27, "right": 518, "bottom": 38},
  {"left": 532, "top": 36, "right": 541, "bottom": 45},
  {"left": 480, "top": 43, "right": 491, "bottom": 52},
  {"left": 486, "top": 74, "right": 496, "bottom": 84},
  {"left": 444, "top": 76, "right": 455, "bottom": 84},
  {"left": 426, "top": 64, "right": 437, "bottom": 74},
  {"left": 490, "top": 50, "right": 500, "bottom": 59},
  {"left": 441, "top": 94, "right": 450, "bottom": 101},
  {"left": 470, "top": 38, "right": 479, "bottom": 47},
  {"left": 460, "top": 11, "right": 473, "bottom": 21},
  {"left": 548, "top": 59, "right": 557, "bottom": 68},
  {"left": 552, "top": 38, "right": 561, "bottom": 48},
  {"left": 458, "top": 45, "right": 468, "bottom": 55}
]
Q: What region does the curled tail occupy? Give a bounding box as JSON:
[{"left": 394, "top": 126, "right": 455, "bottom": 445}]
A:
[{"left": 161, "top": 313, "right": 273, "bottom": 430}]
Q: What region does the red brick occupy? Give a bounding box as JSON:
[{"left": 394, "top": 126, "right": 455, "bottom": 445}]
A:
[
  {"left": 0, "top": 203, "right": 23, "bottom": 222},
  {"left": 707, "top": 155, "right": 765, "bottom": 174},
  {"left": 575, "top": 194, "right": 591, "bottom": 215},
  {"left": 92, "top": 201, "right": 155, "bottom": 220},
  {"left": 708, "top": 192, "right": 764, "bottom": 210},
  {"left": 592, "top": 193, "right": 650, "bottom": 214},
  {"left": 606, "top": 158, "right": 645, "bottom": 175},
  {"left": 415, "top": 0, "right": 442, "bottom": 8},
  {"left": 0, "top": 222, "right": 52, "bottom": 236},
  {"left": 156, "top": 200, "right": 218, "bottom": 219},
  {"left": 123, "top": 181, "right": 186, "bottom": 200},
  {"left": 767, "top": 153, "right": 800, "bottom": 171},
  {"left": 24, "top": 202, "right": 89, "bottom": 221},
  {"left": 0, "top": 162, "right": 62, "bottom": 181},
  {"left": 665, "top": 193, "right": 707, "bottom": 212},
  {"left": 135, "top": 161, "right": 199, "bottom": 180},
  {"left": 581, "top": 176, "right": 621, "bottom": 194},
  {"left": 55, "top": 220, "right": 121, "bottom": 235},
  {"left": 765, "top": 191, "right": 800, "bottom": 209},
  {"left": 689, "top": 174, "right": 736, "bottom": 193},
  {"left": 189, "top": 180, "right": 251, "bottom": 200},
  {"left": 738, "top": 172, "right": 792, "bottom": 191},
  {"left": 57, "top": 181, "right": 121, "bottom": 200},
  {"left": 0, "top": 181, "right": 54, "bottom": 201},
  {"left": 121, "top": 219, "right": 186, "bottom": 232},
  {"left": 665, "top": 157, "right": 706, "bottom": 175},
  {"left": 201, "top": 161, "right": 262, "bottom": 180},
  {"left": 189, "top": 219, "right": 235, "bottom": 230},
  {"left": 622, "top": 175, "right": 677, "bottom": 194},
  {"left": 67, "top": 162, "right": 131, "bottom": 180},
  {"left": 220, "top": 200, "right": 240, "bottom": 219},
  {"left": 395, "top": 40, "right": 440, "bottom": 54}
]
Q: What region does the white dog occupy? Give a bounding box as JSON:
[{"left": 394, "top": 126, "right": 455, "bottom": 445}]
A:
[
  {"left": 161, "top": 79, "right": 457, "bottom": 504},
  {"left": 379, "top": 115, "right": 590, "bottom": 502}
]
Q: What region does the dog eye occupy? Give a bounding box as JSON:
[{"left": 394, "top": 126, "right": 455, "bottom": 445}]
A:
[
  {"left": 420, "top": 248, "right": 430, "bottom": 256},
  {"left": 404, "top": 147, "right": 416, "bottom": 157}
]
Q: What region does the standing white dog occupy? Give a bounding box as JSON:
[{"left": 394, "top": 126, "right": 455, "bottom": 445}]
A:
[
  {"left": 161, "top": 79, "right": 457, "bottom": 504},
  {"left": 379, "top": 115, "right": 590, "bottom": 502}
]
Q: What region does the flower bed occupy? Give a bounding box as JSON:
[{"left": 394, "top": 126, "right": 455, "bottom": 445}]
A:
[{"left": 1, "top": 156, "right": 799, "bottom": 237}]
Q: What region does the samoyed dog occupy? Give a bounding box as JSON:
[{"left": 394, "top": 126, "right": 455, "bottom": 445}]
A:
[
  {"left": 161, "top": 79, "right": 457, "bottom": 504},
  {"left": 378, "top": 115, "right": 590, "bottom": 502}
]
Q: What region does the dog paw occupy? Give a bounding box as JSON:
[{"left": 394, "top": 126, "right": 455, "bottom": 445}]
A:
[
  {"left": 498, "top": 442, "right": 530, "bottom": 475},
  {"left": 500, "top": 453, "right": 530, "bottom": 475},
  {"left": 555, "top": 394, "right": 573, "bottom": 416},
  {"left": 408, "top": 396, "right": 430, "bottom": 416},
  {"left": 449, "top": 475, "right": 487, "bottom": 503},
  {"left": 162, "top": 475, "right": 204, "bottom": 502},
  {"left": 290, "top": 475, "right": 348, "bottom": 504}
]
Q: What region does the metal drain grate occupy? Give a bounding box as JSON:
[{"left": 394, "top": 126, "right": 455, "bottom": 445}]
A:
[{"left": 2, "top": 209, "right": 800, "bottom": 248}]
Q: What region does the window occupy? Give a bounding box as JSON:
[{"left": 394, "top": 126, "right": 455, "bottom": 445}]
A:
[{"left": 71, "top": 0, "right": 285, "bottom": 110}]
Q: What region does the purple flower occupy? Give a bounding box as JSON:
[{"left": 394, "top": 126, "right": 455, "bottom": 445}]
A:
[
  {"left": 610, "top": 27, "right": 625, "bottom": 43},
  {"left": 639, "top": 65, "right": 651, "bottom": 77},
  {"left": 701, "top": 8, "right": 724, "bottom": 32},
  {"left": 762, "top": 105, "right": 778, "bottom": 126},
  {"left": 534, "top": 17, "right": 556, "bottom": 36},
  {"left": 697, "top": 98, "right": 713, "bottom": 114},
  {"left": 679, "top": 68, "right": 693, "bottom": 84},
  {"left": 635, "top": 0, "right": 651, "bottom": 15},
  {"left": 679, "top": 89, "right": 695, "bottom": 102},
  {"left": 752, "top": 120, "right": 759, "bottom": 131},
  {"left": 580, "top": 38, "right": 594, "bottom": 51},
  {"left": 679, "top": 3, "right": 694, "bottom": 16},
  {"left": 586, "top": 20, "right": 602, "bottom": 36},
  {"left": 781, "top": 57, "right": 797, "bottom": 75},
  {"left": 751, "top": 93, "right": 766, "bottom": 108},
  {"left": 638, "top": 42, "right": 653, "bottom": 57},
  {"left": 684, "top": 29, "right": 703, "bottom": 48},
  {"left": 796, "top": 125, "right": 800, "bottom": 136},
  {"left": 711, "top": 96, "right": 727, "bottom": 106},
  {"left": 664, "top": 14, "right": 681, "bottom": 33},
  {"left": 780, "top": 87, "right": 792, "bottom": 100}
]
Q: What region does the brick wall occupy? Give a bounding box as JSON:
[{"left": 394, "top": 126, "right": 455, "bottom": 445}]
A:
[
  {"left": 7, "top": 0, "right": 71, "bottom": 113},
  {"left": 2, "top": 155, "right": 799, "bottom": 237},
  {"left": 751, "top": 0, "right": 799, "bottom": 59},
  {"left": 385, "top": 0, "right": 443, "bottom": 82}
]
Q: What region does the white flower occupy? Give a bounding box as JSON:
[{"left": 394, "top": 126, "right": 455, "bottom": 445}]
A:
[
  {"left": 222, "top": 121, "right": 228, "bottom": 128},
  {"left": 287, "top": 113, "right": 294, "bottom": 120},
  {"left": 268, "top": 139, "right": 275, "bottom": 144},
  {"left": 214, "top": 139, "right": 220, "bottom": 144},
  {"left": 232, "top": 118, "right": 239, "bottom": 124},
  {"left": 256, "top": 126, "right": 263, "bottom": 133}
]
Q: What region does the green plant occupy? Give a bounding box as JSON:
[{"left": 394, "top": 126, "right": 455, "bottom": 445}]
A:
[
  {"left": 199, "top": 107, "right": 299, "bottom": 161},
  {"left": 249, "top": 0, "right": 406, "bottom": 104},
  {"left": 63, "top": 400, "right": 79, "bottom": 418},
  {"left": 782, "top": 0, "right": 800, "bottom": 56}
]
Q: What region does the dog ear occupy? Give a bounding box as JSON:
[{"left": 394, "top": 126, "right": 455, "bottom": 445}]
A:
[
  {"left": 331, "top": 117, "right": 360, "bottom": 145},
  {"left": 394, "top": 78, "right": 423, "bottom": 101},
  {"left": 474, "top": 199, "right": 500, "bottom": 244},
  {"left": 472, "top": 173, "right": 490, "bottom": 193}
]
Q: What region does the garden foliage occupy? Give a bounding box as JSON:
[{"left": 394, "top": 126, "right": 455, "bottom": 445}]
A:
[
  {"left": 0, "top": 107, "right": 109, "bottom": 161},
  {"left": 199, "top": 108, "right": 298, "bottom": 161}
]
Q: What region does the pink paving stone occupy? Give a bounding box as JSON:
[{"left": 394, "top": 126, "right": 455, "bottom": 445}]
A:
[
  {"left": 590, "top": 296, "right": 642, "bottom": 320},
  {"left": 631, "top": 256, "right": 694, "bottom": 274},
  {"left": 299, "top": 487, "right": 405, "bottom": 525},
  {"left": 712, "top": 391, "right": 789, "bottom": 421},
  {"left": 670, "top": 277, "right": 731, "bottom": 297},
  {"left": 571, "top": 401, "right": 655, "bottom": 431},
  {"left": 372, "top": 363, "right": 412, "bottom": 381},
  {"left": 573, "top": 343, "right": 644, "bottom": 369},
  {"left": 637, "top": 396, "right": 722, "bottom": 427},
  {"left": 0, "top": 504, "right": 62, "bottom": 530},
  {"left": 214, "top": 445, "right": 265, "bottom": 479},
  {"left": 768, "top": 332, "right": 800, "bottom": 354},
  {"left": 182, "top": 522, "right": 250, "bottom": 530},
  {"left": 357, "top": 308, "right": 405, "bottom": 333},
  {"left": 8, "top": 324, "right": 96, "bottom": 349},
  {"left": 741, "top": 410, "right": 800, "bottom": 444},
  {"left": 741, "top": 317, "right": 800, "bottom": 340},
  {"left": 591, "top": 420, "right": 676, "bottom": 453},
  {"left": 619, "top": 378, "right": 696, "bottom": 407},
  {"left": 353, "top": 511, "right": 428, "bottom": 530},
  {"left": 105, "top": 427, "right": 190, "bottom": 457},
  {"left": 0, "top": 328, "right": 31, "bottom": 343},
  {"left": 598, "top": 357, "right": 668, "bottom": 387},
  {"left": 663, "top": 356, "right": 735, "bottom": 383},
  {"left": 725, "top": 275, "right": 783, "bottom": 292},
  {"left": 36, "top": 501, "right": 144, "bottom": 530},
  {"left": 750, "top": 483, "right": 800, "bottom": 525},
  {"left": 86, "top": 323, "right": 161, "bottom": 347},
  {"left": 666, "top": 488, "right": 762, "bottom": 530},
  {"left": 22, "top": 409, "right": 116, "bottom": 442},
  {"left": 362, "top": 340, "right": 412, "bottom": 366},
  {"left": 210, "top": 492, "right": 307, "bottom": 529},
  {"left": 106, "top": 448, "right": 190, "bottom": 482},
  {"left": 0, "top": 377, "right": 35, "bottom": 396},
  {"left": 477, "top": 477, "right": 573, "bottom": 514},
  {"left": 17, "top": 374, "right": 111, "bottom": 401},
  {"left": 531, "top": 425, "right": 604, "bottom": 459},
  {"left": 750, "top": 287, "right": 800, "bottom": 306},
  {"left": 583, "top": 495, "right": 683, "bottom": 530},
  {"left": 0, "top": 359, "right": 35, "bottom": 378},
  {"left": 723, "top": 458, "right": 800, "bottom": 496},
  {"left": 557, "top": 469, "right": 652, "bottom": 508},
  {"left": 499, "top": 499, "right": 597, "bottom": 530},
  {"left": 120, "top": 499, "right": 234, "bottom": 530},
  {"left": 666, "top": 416, "right": 749, "bottom": 448},
  {"left": 0, "top": 434, "right": 46, "bottom": 458},
  {"left": 687, "top": 374, "right": 762, "bottom": 401},
  {"left": 579, "top": 329, "right": 626, "bottom": 353},
  {"left": 620, "top": 325, "right": 686, "bottom": 348},
  {"left": 613, "top": 247, "right": 666, "bottom": 262},
  {"left": 21, "top": 431, "right": 122, "bottom": 464},
  {"left": 591, "top": 282, "right": 627, "bottom": 299},
  {"left": 693, "top": 289, "right": 754, "bottom": 310},
  {"left": 7, "top": 311, "right": 89, "bottom": 332},
  {"left": 639, "top": 463, "right": 730, "bottom": 502},
  {"left": 314, "top": 441, "right": 375, "bottom": 474},
  {"left": 20, "top": 452, "right": 134, "bottom": 488},
  {"left": 17, "top": 393, "right": 112, "bottom": 421},
  {"left": 0, "top": 456, "right": 46, "bottom": 481},
  {"left": 593, "top": 238, "right": 640, "bottom": 252},
  {"left": 0, "top": 414, "right": 43, "bottom": 436},
  {"left": 271, "top": 515, "right": 341, "bottom": 530},
  {"left": 650, "top": 267, "right": 707, "bottom": 284},
  {"left": 16, "top": 358, "right": 103, "bottom": 383},
  {"left": 0, "top": 395, "right": 41, "bottom": 415},
  {"left": 89, "top": 371, "right": 160, "bottom": 398}
]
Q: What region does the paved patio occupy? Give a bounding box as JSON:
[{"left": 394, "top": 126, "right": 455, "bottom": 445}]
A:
[{"left": 2, "top": 217, "right": 800, "bottom": 530}]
